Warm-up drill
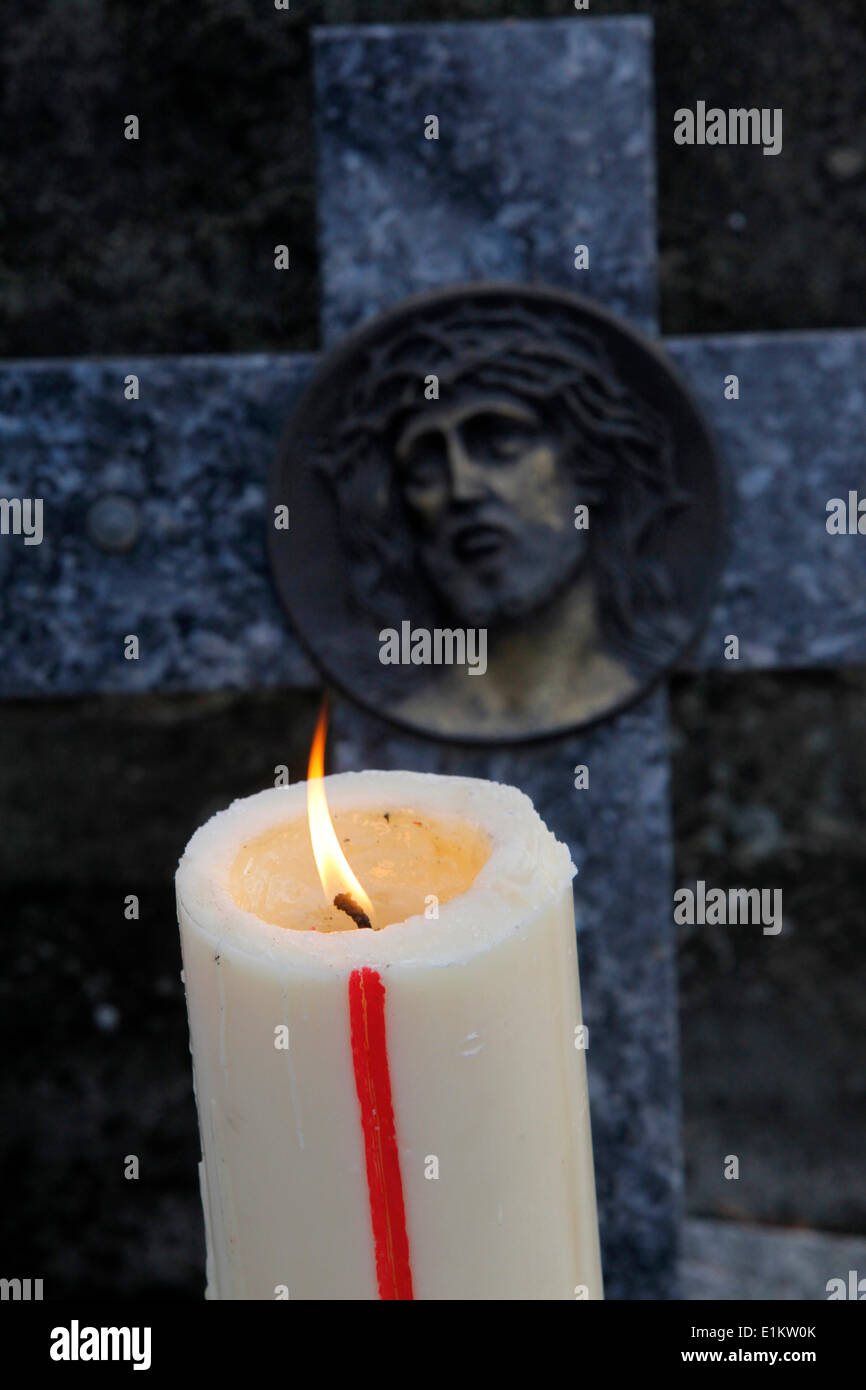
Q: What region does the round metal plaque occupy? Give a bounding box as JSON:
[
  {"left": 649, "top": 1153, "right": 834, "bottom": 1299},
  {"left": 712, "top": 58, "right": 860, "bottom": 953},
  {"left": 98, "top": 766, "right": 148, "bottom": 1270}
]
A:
[{"left": 270, "top": 284, "right": 725, "bottom": 744}]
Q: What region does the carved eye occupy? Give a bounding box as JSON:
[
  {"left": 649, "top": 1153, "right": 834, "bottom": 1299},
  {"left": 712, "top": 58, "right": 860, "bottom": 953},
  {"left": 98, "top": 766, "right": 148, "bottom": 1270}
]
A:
[
  {"left": 489, "top": 435, "right": 525, "bottom": 460},
  {"left": 464, "top": 413, "right": 535, "bottom": 464},
  {"left": 403, "top": 436, "right": 445, "bottom": 490}
]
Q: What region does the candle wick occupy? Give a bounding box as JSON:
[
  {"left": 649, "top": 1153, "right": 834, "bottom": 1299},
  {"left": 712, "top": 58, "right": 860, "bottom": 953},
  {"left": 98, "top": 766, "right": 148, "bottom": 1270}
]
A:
[{"left": 334, "top": 892, "right": 373, "bottom": 930}]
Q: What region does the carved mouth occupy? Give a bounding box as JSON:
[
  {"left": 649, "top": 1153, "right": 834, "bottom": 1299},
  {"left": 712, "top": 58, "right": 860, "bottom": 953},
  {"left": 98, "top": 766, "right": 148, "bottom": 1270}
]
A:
[{"left": 451, "top": 524, "right": 508, "bottom": 562}]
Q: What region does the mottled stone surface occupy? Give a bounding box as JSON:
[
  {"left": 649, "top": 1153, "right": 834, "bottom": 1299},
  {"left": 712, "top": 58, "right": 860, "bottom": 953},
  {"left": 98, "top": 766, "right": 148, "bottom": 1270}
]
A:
[
  {"left": 682, "top": 1218, "right": 866, "bottom": 1301},
  {"left": 6, "top": 329, "right": 864, "bottom": 698},
  {"left": 333, "top": 691, "right": 682, "bottom": 1300},
  {"left": 673, "top": 667, "right": 866, "bottom": 1237},
  {"left": 314, "top": 18, "right": 658, "bottom": 345},
  {"left": 0, "top": 356, "right": 316, "bottom": 696},
  {"left": 7, "top": 329, "right": 865, "bottom": 698},
  {"left": 316, "top": 18, "right": 680, "bottom": 1300},
  {"left": 669, "top": 332, "right": 866, "bottom": 671}
]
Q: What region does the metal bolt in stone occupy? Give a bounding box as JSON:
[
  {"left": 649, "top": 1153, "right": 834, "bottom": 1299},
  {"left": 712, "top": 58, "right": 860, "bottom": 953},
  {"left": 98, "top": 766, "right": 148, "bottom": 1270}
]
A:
[{"left": 86, "top": 494, "right": 141, "bottom": 554}]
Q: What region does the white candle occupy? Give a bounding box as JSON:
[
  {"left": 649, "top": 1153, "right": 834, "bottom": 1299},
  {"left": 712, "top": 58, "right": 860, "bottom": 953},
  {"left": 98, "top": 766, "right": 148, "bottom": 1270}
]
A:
[{"left": 176, "top": 770, "right": 603, "bottom": 1300}]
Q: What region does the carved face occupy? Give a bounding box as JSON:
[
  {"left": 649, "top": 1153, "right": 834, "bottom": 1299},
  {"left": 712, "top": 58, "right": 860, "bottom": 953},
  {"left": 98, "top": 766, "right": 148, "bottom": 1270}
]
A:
[{"left": 395, "top": 395, "right": 585, "bottom": 624}]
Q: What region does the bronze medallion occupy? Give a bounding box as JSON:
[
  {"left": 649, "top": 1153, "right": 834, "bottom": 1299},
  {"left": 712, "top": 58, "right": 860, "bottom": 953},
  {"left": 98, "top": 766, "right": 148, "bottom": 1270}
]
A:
[{"left": 269, "top": 284, "right": 725, "bottom": 743}]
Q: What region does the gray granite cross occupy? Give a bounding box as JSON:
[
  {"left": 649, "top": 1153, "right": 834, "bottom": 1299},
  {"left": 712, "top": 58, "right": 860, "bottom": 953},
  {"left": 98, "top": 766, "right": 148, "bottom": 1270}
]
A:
[{"left": 2, "top": 17, "right": 864, "bottom": 1299}]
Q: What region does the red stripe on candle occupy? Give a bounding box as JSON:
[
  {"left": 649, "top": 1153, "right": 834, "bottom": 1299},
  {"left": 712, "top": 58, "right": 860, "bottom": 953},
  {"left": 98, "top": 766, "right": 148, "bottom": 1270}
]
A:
[{"left": 349, "top": 967, "right": 414, "bottom": 1301}]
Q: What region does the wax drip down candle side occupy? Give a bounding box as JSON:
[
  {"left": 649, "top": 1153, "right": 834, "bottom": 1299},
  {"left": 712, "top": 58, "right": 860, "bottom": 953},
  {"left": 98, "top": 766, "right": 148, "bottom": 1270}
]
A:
[{"left": 175, "top": 712, "right": 603, "bottom": 1300}]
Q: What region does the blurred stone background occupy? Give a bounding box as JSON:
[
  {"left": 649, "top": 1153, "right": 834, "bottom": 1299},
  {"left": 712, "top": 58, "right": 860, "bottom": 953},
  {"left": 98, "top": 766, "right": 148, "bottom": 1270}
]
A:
[{"left": 1, "top": 0, "right": 864, "bottom": 1296}]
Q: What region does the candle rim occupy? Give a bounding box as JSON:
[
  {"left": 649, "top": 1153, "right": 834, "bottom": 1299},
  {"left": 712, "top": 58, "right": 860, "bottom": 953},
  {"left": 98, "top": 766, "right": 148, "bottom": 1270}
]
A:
[{"left": 176, "top": 771, "right": 575, "bottom": 975}]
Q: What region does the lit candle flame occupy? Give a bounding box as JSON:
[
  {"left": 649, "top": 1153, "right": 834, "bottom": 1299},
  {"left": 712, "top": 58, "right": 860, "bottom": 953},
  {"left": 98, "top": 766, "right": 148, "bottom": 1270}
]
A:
[{"left": 307, "top": 701, "right": 374, "bottom": 927}]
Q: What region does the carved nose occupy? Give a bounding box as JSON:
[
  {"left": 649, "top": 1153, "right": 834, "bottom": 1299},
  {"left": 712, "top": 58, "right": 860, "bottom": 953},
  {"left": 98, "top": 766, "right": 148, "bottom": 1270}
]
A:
[{"left": 446, "top": 432, "right": 488, "bottom": 503}]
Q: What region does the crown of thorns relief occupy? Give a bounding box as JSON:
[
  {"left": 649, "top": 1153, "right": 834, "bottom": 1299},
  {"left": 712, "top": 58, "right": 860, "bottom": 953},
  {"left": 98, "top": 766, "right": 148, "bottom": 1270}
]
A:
[{"left": 309, "top": 295, "right": 693, "bottom": 670}]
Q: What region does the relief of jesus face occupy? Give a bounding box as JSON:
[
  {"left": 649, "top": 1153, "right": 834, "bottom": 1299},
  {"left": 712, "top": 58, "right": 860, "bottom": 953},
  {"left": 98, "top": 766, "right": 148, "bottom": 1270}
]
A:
[{"left": 395, "top": 395, "right": 586, "bottom": 625}]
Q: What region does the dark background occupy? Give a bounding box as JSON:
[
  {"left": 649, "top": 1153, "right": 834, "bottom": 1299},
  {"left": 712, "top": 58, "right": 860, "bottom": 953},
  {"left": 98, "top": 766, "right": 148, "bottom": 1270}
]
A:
[{"left": 1, "top": 0, "right": 864, "bottom": 1296}]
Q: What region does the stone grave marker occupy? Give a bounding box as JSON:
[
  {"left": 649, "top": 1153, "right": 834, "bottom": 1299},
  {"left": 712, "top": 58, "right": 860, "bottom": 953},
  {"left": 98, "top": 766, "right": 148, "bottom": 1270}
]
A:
[{"left": 2, "top": 16, "right": 864, "bottom": 1299}]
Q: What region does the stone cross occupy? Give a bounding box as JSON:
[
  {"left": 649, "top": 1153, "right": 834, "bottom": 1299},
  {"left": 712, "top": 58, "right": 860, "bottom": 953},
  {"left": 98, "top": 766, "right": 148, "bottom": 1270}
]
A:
[{"left": 2, "top": 17, "right": 864, "bottom": 1299}]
